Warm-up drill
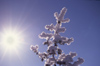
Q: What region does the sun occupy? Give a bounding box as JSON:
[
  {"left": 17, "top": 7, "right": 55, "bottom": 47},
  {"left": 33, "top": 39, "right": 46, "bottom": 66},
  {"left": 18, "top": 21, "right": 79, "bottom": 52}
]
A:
[
  {"left": 0, "top": 25, "right": 27, "bottom": 64},
  {"left": 0, "top": 27, "right": 24, "bottom": 50}
]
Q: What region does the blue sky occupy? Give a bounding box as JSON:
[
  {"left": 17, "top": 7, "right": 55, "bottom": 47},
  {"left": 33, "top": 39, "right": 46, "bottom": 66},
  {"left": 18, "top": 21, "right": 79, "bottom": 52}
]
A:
[{"left": 0, "top": 0, "right": 100, "bottom": 66}]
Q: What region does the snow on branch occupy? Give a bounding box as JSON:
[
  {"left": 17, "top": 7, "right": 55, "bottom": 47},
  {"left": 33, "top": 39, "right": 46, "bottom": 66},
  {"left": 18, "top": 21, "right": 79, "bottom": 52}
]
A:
[
  {"left": 45, "top": 23, "right": 55, "bottom": 31},
  {"left": 55, "top": 27, "right": 66, "bottom": 33},
  {"left": 30, "top": 7, "right": 84, "bottom": 66},
  {"left": 73, "top": 57, "right": 84, "bottom": 66},
  {"left": 53, "top": 34, "right": 74, "bottom": 45},
  {"left": 38, "top": 52, "right": 49, "bottom": 61},
  {"left": 47, "top": 45, "right": 58, "bottom": 55},
  {"left": 57, "top": 52, "right": 84, "bottom": 66},
  {"left": 57, "top": 52, "right": 77, "bottom": 63},
  {"left": 61, "top": 37, "right": 74, "bottom": 45},
  {"left": 54, "top": 7, "right": 70, "bottom": 23},
  {"left": 30, "top": 45, "right": 39, "bottom": 53},
  {"left": 39, "top": 32, "right": 53, "bottom": 40},
  {"left": 45, "top": 57, "right": 56, "bottom": 66},
  {"left": 43, "top": 40, "right": 53, "bottom": 46}
]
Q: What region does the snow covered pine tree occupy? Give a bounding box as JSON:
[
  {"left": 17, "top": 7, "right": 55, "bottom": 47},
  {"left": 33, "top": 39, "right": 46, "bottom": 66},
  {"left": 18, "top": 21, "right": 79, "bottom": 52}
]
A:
[{"left": 30, "top": 7, "right": 84, "bottom": 66}]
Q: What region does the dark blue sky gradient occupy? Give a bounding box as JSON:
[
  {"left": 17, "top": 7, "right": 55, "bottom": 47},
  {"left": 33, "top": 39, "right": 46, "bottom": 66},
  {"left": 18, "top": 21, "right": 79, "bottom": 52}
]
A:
[{"left": 0, "top": 0, "right": 100, "bottom": 66}]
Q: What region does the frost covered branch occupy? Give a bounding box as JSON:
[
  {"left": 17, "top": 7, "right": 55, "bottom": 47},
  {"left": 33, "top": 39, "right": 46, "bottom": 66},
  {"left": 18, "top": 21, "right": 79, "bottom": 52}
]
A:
[{"left": 30, "top": 7, "right": 84, "bottom": 66}]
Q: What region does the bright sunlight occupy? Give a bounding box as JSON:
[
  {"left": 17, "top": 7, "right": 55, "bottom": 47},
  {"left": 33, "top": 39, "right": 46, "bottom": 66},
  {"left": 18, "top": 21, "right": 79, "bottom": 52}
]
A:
[{"left": 0, "top": 27, "right": 24, "bottom": 50}]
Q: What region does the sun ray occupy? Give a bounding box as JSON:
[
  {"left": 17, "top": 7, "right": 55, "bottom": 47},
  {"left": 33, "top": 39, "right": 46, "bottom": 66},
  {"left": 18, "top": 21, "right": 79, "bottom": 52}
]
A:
[
  {"left": 14, "top": 48, "right": 24, "bottom": 65},
  {"left": 0, "top": 24, "right": 27, "bottom": 64},
  {"left": 1, "top": 27, "right": 23, "bottom": 49},
  {"left": 0, "top": 48, "right": 8, "bottom": 63}
]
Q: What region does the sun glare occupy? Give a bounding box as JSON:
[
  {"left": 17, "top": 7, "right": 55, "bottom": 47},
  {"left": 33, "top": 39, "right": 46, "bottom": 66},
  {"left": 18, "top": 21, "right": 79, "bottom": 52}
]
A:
[
  {"left": 0, "top": 26, "right": 26, "bottom": 63},
  {"left": 0, "top": 28, "right": 24, "bottom": 50}
]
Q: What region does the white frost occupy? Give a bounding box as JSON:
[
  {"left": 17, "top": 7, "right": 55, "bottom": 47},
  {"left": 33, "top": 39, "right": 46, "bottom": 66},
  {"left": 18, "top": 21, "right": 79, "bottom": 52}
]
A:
[{"left": 54, "top": 7, "right": 70, "bottom": 23}]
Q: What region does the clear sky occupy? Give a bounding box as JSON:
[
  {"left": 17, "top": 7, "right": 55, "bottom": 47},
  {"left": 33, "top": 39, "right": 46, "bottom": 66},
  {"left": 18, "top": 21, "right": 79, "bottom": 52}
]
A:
[{"left": 0, "top": 0, "right": 100, "bottom": 66}]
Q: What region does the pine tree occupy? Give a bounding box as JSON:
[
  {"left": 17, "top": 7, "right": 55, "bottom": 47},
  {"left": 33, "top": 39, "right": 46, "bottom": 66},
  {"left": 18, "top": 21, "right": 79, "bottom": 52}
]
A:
[{"left": 30, "top": 7, "right": 84, "bottom": 66}]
